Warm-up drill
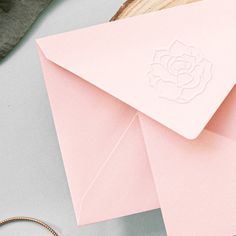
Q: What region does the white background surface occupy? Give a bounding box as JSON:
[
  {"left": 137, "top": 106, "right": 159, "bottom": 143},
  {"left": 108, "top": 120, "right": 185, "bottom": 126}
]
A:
[{"left": 0, "top": 1, "right": 166, "bottom": 235}]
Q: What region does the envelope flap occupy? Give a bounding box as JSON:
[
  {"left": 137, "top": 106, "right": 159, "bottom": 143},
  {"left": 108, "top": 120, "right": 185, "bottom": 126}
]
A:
[{"left": 37, "top": 0, "right": 236, "bottom": 139}]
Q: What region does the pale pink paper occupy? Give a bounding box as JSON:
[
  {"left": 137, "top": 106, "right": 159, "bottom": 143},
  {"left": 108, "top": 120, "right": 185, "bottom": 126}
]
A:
[
  {"left": 38, "top": 49, "right": 159, "bottom": 225},
  {"left": 139, "top": 87, "right": 236, "bottom": 235},
  {"left": 37, "top": 0, "right": 236, "bottom": 234},
  {"left": 37, "top": 0, "right": 236, "bottom": 139}
]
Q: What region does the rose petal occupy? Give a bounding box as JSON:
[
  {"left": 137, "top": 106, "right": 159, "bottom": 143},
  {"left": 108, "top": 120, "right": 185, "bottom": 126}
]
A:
[
  {"left": 179, "top": 85, "right": 203, "bottom": 102},
  {"left": 172, "top": 60, "right": 188, "bottom": 72},
  {"left": 189, "top": 46, "right": 203, "bottom": 64},
  {"left": 180, "top": 65, "right": 202, "bottom": 89},
  {"left": 157, "top": 80, "right": 182, "bottom": 100},
  {"left": 169, "top": 40, "right": 191, "bottom": 57},
  {"left": 177, "top": 73, "right": 194, "bottom": 88},
  {"left": 179, "top": 60, "right": 212, "bottom": 102},
  {"left": 151, "top": 63, "right": 177, "bottom": 83},
  {"left": 169, "top": 59, "right": 192, "bottom": 74},
  {"left": 160, "top": 55, "right": 171, "bottom": 69},
  {"left": 179, "top": 54, "right": 195, "bottom": 71}
]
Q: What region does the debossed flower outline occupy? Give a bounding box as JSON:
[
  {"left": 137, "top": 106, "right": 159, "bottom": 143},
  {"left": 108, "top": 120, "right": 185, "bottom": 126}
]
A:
[{"left": 148, "top": 40, "right": 213, "bottom": 104}]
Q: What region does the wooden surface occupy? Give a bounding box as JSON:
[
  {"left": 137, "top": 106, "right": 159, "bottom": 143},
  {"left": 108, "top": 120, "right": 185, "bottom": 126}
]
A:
[{"left": 111, "top": 0, "right": 200, "bottom": 21}]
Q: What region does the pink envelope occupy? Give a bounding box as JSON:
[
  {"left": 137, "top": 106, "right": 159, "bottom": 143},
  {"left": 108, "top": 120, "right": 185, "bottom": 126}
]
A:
[{"left": 37, "top": 0, "right": 236, "bottom": 234}]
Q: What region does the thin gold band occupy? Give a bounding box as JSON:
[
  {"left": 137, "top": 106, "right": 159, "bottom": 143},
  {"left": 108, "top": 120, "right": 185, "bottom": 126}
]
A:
[{"left": 0, "top": 216, "right": 59, "bottom": 236}]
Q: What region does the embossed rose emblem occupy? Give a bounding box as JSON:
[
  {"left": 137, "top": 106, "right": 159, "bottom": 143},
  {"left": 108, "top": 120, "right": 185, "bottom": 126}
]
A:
[{"left": 148, "top": 41, "right": 212, "bottom": 103}]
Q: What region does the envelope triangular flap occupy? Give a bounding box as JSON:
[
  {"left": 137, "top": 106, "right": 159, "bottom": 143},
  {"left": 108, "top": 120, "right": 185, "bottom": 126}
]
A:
[
  {"left": 37, "top": 0, "right": 236, "bottom": 139},
  {"left": 38, "top": 49, "right": 160, "bottom": 225}
]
